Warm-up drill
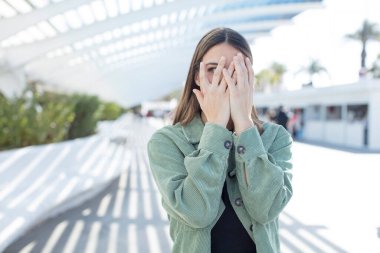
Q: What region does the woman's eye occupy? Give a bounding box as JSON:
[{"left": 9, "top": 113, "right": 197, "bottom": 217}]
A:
[{"left": 208, "top": 68, "right": 216, "bottom": 72}]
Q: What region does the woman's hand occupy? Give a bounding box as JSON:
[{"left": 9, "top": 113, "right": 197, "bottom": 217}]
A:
[
  {"left": 223, "top": 53, "right": 255, "bottom": 134},
  {"left": 193, "top": 56, "right": 231, "bottom": 128}
]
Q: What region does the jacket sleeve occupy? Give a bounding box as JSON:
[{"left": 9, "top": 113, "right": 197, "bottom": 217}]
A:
[
  {"left": 147, "top": 123, "right": 232, "bottom": 229},
  {"left": 233, "top": 124, "right": 293, "bottom": 224}
]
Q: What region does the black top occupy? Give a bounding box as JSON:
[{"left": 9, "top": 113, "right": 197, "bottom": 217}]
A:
[{"left": 211, "top": 182, "right": 257, "bottom": 253}]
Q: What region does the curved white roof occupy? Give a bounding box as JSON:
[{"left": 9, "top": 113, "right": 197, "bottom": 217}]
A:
[{"left": 0, "top": 0, "right": 322, "bottom": 107}]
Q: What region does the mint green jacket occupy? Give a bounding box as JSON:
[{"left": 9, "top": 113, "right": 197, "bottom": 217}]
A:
[{"left": 147, "top": 113, "right": 293, "bottom": 253}]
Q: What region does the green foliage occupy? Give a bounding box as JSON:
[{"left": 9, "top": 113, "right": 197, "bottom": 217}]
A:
[
  {"left": 302, "top": 59, "right": 327, "bottom": 76},
  {"left": 97, "top": 101, "right": 124, "bottom": 121},
  {"left": 296, "top": 59, "right": 328, "bottom": 86},
  {"left": 0, "top": 87, "right": 125, "bottom": 150},
  {"left": 346, "top": 20, "right": 380, "bottom": 43},
  {"left": 346, "top": 20, "right": 380, "bottom": 69},
  {"left": 67, "top": 95, "right": 100, "bottom": 140},
  {"left": 369, "top": 54, "right": 380, "bottom": 78},
  {"left": 0, "top": 89, "right": 75, "bottom": 150},
  {"left": 255, "top": 62, "right": 287, "bottom": 91}
]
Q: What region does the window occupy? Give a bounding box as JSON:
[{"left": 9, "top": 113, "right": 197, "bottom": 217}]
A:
[
  {"left": 326, "top": 105, "right": 342, "bottom": 120},
  {"left": 347, "top": 104, "right": 368, "bottom": 122}
]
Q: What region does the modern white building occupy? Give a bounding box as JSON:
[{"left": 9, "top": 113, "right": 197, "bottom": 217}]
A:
[
  {"left": 255, "top": 79, "right": 380, "bottom": 151},
  {"left": 0, "top": 0, "right": 323, "bottom": 107}
]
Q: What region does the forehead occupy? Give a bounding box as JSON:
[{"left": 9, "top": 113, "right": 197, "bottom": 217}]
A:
[{"left": 203, "top": 43, "right": 242, "bottom": 62}]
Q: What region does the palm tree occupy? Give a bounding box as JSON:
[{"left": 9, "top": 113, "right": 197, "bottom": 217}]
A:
[
  {"left": 297, "top": 59, "right": 327, "bottom": 87},
  {"left": 270, "top": 62, "right": 287, "bottom": 85},
  {"left": 255, "top": 62, "right": 287, "bottom": 92},
  {"left": 346, "top": 20, "right": 380, "bottom": 74}
]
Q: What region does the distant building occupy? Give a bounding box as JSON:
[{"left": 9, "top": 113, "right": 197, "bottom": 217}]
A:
[
  {"left": 255, "top": 80, "right": 380, "bottom": 151},
  {"left": 141, "top": 99, "right": 177, "bottom": 120}
]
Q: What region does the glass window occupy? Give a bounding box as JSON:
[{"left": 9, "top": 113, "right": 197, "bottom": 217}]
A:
[
  {"left": 347, "top": 104, "right": 368, "bottom": 122},
  {"left": 326, "top": 105, "right": 342, "bottom": 120}
]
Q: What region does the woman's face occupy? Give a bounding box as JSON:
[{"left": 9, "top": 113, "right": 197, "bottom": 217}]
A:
[{"left": 195, "top": 43, "right": 243, "bottom": 85}]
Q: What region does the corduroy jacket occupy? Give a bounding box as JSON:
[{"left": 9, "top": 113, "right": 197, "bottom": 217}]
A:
[{"left": 147, "top": 112, "right": 293, "bottom": 253}]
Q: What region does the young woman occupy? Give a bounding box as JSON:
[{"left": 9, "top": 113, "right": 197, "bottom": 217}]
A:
[{"left": 147, "top": 27, "right": 293, "bottom": 253}]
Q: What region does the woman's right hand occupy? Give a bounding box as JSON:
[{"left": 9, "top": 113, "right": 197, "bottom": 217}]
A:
[{"left": 193, "top": 56, "right": 233, "bottom": 128}]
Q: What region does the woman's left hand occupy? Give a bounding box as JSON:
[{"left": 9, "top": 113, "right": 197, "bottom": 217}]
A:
[{"left": 222, "top": 53, "right": 255, "bottom": 134}]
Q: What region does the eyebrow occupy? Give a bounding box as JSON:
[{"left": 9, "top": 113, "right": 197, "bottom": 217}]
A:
[{"left": 204, "top": 62, "right": 218, "bottom": 66}]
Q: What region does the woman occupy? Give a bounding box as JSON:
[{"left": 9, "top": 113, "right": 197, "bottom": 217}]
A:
[{"left": 147, "top": 27, "right": 293, "bottom": 253}]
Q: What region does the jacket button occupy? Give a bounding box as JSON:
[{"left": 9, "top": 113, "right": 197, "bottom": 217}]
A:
[
  {"left": 228, "top": 170, "right": 235, "bottom": 178},
  {"left": 237, "top": 145, "right": 245, "bottom": 154},
  {"left": 249, "top": 224, "right": 253, "bottom": 231},
  {"left": 235, "top": 197, "right": 243, "bottom": 206},
  {"left": 224, "top": 140, "right": 232, "bottom": 149}
]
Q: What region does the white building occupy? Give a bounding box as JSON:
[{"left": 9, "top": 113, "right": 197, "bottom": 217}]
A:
[
  {"left": 0, "top": 0, "right": 323, "bottom": 107},
  {"left": 255, "top": 79, "right": 380, "bottom": 151}
]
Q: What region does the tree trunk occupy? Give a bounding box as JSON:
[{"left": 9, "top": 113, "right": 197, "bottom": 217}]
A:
[{"left": 361, "top": 42, "right": 367, "bottom": 69}]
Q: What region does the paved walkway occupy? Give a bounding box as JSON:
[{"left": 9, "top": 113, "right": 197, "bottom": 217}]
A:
[{"left": 3, "top": 117, "right": 380, "bottom": 253}]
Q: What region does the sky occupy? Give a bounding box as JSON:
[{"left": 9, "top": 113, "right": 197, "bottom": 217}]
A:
[{"left": 250, "top": 0, "right": 380, "bottom": 90}]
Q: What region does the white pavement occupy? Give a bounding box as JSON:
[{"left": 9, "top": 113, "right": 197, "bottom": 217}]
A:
[
  {"left": 280, "top": 138, "right": 380, "bottom": 253},
  {"left": 3, "top": 116, "right": 380, "bottom": 253}
]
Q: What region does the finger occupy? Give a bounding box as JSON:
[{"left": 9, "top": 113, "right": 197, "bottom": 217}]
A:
[
  {"left": 245, "top": 57, "right": 254, "bottom": 87},
  {"left": 192, "top": 89, "right": 204, "bottom": 107},
  {"left": 199, "top": 62, "right": 208, "bottom": 93},
  {"left": 219, "top": 69, "right": 227, "bottom": 90},
  {"left": 211, "top": 56, "right": 226, "bottom": 86},
  {"left": 222, "top": 68, "right": 237, "bottom": 93},
  {"left": 233, "top": 56, "right": 244, "bottom": 88},
  {"left": 238, "top": 53, "right": 249, "bottom": 87},
  {"left": 219, "top": 61, "right": 235, "bottom": 90},
  {"left": 225, "top": 84, "right": 230, "bottom": 97},
  {"left": 228, "top": 61, "right": 235, "bottom": 75}
]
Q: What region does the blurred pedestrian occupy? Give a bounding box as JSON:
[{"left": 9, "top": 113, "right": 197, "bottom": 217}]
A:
[{"left": 276, "top": 105, "right": 289, "bottom": 130}]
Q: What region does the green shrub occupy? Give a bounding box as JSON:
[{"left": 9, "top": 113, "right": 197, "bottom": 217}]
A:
[
  {"left": 67, "top": 95, "right": 100, "bottom": 140},
  {"left": 0, "top": 90, "right": 76, "bottom": 150},
  {"left": 97, "top": 101, "right": 124, "bottom": 121},
  {"left": 0, "top": 87, "right": 125, "bottom": 150}
]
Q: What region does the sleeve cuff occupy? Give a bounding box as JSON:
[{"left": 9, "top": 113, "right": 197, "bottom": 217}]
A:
[
  {"left": 233, "top": 126, "right": 266, "bottom": 161},
  {"left": 198, "top": 122, "right": 233, "bottom": 156}
]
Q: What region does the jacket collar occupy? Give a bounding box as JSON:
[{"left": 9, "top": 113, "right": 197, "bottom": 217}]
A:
[{"left": 181, "top": 112, "right": 205, "bottom": 144}]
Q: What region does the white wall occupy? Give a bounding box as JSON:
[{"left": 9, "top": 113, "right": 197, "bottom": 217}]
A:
[
  {"left": 303, "top": 121, "right": 324, "bottom": 141},
  {"left": 345, "top": 122, "right": 366, "bottom": 148},
  {"left": 324, "top": 121, "right": 345, "bottom": 145},
  {"left": 368, "top": 92, "right": 380, "bottom": 149}
]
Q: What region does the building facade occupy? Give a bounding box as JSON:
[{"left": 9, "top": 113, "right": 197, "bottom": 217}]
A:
[{"left": 255, "top": 79, "right": 380, "bottom": 151}]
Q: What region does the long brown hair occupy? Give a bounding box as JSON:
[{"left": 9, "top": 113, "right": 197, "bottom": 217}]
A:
[{"left": 172, "top": 27, "right": 263, "bottom": 134}]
